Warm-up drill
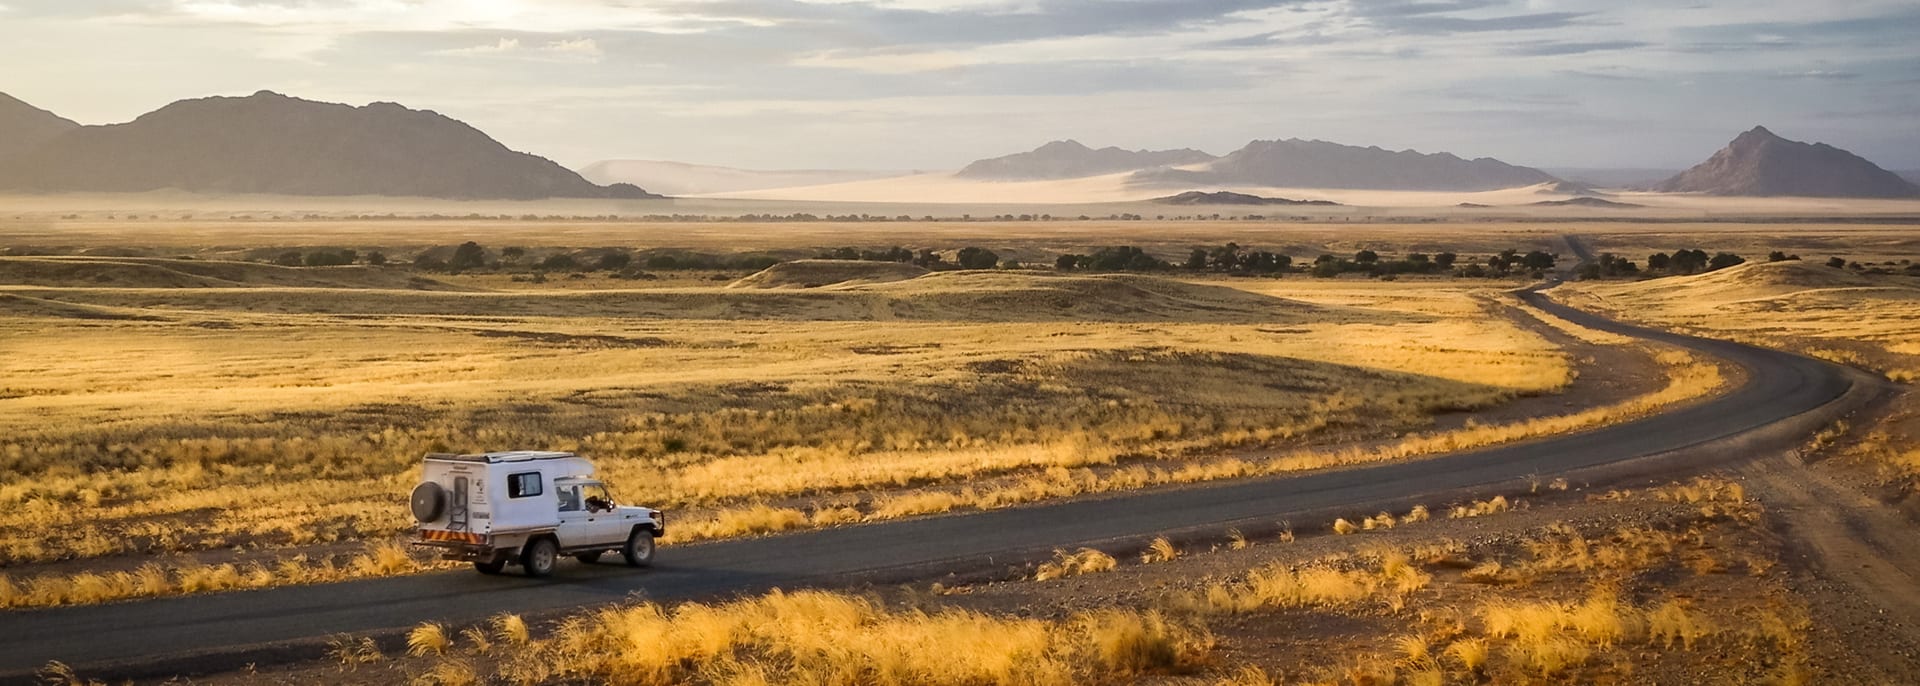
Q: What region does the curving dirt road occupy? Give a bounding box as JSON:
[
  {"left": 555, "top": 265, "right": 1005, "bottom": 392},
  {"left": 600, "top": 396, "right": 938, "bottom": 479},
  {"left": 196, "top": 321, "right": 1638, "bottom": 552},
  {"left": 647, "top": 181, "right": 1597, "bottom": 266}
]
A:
[{"left": 0, "top": 289, "right": 1861, "bottom": 683}]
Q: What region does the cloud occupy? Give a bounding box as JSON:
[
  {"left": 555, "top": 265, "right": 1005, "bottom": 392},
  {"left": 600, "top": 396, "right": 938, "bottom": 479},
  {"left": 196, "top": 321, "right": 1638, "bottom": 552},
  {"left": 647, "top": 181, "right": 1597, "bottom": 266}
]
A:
[
  {"left": 1772, "top": 70, "right": 1861, "bottom": 81},
  {"left": 1501, "top": 40, "right": 1650, "bottom": 56},
  {"left": 1676, "top": 6, "right": 1920, "bottom": 51},
  {"left": 441, "top": 36, "right": 602, "bottom": 62},
  {"left": 1346, "top": 0, "right": 1508, "bottom": 18},
  {"left": 444, "top": 38, "right": 521, "bottom": 56},
  {"left": 659, "top": 0, "right": 1315, "bottom": 47},
  {"left": 1371, "top": 11, "right": 1591, "bottom": 33},
  {"left": 1196, "top": 27, "right": 1342, "bottom": 50}
]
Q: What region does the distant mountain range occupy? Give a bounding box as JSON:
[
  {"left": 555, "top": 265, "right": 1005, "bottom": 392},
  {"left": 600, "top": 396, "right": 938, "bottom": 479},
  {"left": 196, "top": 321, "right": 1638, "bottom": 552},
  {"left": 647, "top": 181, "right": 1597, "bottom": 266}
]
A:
[
  {"left": 956, "top": 140, "right": 1216, "bottom": 180},
  {"left": 1654, "top": 126, "right": 1919, "bottom": 198},
  {"left": 1897, "top": 170, "right": 1920, "bottom": 186},
  {"left": 579, "top": 160, "right": 913, "bottom": 196},
  {"left": 960, "top": 138, "right": 1556, "bottom": 192},
  {"left": 1135, "top": 139, "right": 1558, "bottom": 191},
  {"left": 0, "top": 91, "right": 658, "bottom": 200},
  {"left": 0, "top": 92, "right": 79, "bottom": 161}
]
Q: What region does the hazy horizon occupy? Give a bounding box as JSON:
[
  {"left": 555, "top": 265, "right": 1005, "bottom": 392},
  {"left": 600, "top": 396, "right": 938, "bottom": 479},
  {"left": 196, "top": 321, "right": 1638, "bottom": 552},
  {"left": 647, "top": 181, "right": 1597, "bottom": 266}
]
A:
[{"left": 2, "top": 0, "right": 1916, "bottom": 171}]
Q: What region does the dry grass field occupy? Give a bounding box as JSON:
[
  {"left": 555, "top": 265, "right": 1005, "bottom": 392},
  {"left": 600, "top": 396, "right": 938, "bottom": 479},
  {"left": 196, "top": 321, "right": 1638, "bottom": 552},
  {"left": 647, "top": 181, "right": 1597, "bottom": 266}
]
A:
[
  {"left": 2, "top": 219, "right": 1868, "bottom": 610},
  {"left": 0, "top": 239, "right": 1743, "bottom": 611},
  {"left": 0, "top": 249, "right": 1620, "bottom": 604},
  {"left": 13, "top": 216, "right": 1918, "bottom": 685}
]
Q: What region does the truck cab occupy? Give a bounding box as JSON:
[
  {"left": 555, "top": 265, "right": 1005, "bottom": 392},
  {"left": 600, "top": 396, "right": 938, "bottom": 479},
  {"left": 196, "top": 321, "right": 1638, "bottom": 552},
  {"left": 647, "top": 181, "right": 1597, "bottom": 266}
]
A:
[{"left": 409, "top": 451, "right": 663, "bottom": 577}]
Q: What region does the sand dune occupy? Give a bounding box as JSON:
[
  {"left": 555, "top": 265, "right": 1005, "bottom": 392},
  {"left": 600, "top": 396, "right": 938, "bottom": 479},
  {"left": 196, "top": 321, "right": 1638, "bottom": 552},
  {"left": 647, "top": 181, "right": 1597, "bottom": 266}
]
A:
[
  {"left": 698, "top": 173, "right": 1585, "bottom": 207},
  {"left": 692, "top": 172, "right": 1920, "bottom": 216},
  {"left": 727, "top": 260, "right": 929, "bottom": 289},
  {"left": 578, "top": 160, "right": 914, "bottom": 196}
]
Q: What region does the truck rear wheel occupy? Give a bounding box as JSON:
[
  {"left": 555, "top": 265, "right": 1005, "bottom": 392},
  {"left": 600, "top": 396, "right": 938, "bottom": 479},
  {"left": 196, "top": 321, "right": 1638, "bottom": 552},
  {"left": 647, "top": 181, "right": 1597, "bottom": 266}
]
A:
[
  {"left": 473, "top": 559, "right": 506, "bottom": 575},
  {"left": 622, "top": 528, "right": 655, "bottom": 567},
  {"left": 521, "top": 538, "right": 558, "bottom": 578}
]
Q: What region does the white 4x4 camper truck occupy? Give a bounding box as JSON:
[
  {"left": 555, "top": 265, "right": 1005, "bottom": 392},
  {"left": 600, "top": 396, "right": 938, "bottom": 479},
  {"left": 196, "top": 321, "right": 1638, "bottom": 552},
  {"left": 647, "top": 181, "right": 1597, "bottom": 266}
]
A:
[{"left": 410, "top": 451, "right": 663, "bottom": 577}]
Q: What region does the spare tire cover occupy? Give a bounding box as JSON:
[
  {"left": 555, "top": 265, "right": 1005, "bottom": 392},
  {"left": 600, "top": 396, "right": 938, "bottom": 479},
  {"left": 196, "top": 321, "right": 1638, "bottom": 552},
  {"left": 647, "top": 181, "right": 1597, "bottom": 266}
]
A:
[{"left": 411, "top": 482, "right": 447, "bottom": 522}]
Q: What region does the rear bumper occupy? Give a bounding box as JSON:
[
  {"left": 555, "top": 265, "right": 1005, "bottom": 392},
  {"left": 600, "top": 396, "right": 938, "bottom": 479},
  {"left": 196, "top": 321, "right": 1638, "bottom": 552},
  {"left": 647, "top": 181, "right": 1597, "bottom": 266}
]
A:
[{"left": 413, "top": 530, "right": 496, "bottom": 561}]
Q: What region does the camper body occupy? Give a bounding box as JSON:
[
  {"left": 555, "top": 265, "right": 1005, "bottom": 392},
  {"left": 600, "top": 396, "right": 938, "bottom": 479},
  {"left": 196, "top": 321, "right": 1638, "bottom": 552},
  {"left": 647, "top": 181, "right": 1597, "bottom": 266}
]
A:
[{"left": 410, "top": 451, "right": 663, "bottom": 577}]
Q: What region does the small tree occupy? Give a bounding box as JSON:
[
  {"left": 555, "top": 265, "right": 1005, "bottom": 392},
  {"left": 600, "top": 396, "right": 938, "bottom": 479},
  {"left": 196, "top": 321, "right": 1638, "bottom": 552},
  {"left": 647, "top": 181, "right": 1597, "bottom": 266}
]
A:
[
  {"left": 304, "top": 251, "right": 351, "bottom": 267},
  {"left": 540, "top": 254, "right": 578, "bottom": 271},
  {"left": 1354, "top": 249, "right": 1379, "bottom": 264},
  {"left": 955, "top": 247, "right": 999, "bottom": 270},
  {"left": 274, "top": 250, "right": 304, "bottom": 267},
  {"left": 366, "top": 251, "right": 387, "bottom": 266},
  {"left": 1434, "top": 252, "right": 1457, "bottom": 269},
  {"left": 596, "top": 252, "right": 632, "bottom": 271},
  {"left": 1826, "top": 256, "right": 1847, "bottom": 269},
  {"left": 449, "top": 241, "right": 486, "bottom": 271},
  {"left": 1056, "top": 254, "right": 1083, "bottom": 271},
  {"left": 1707, "top": 252, "right": 1745, "bottom": 271},
  {"left": 1185, "top": 248, "right": 1208, "bottom": 271}
]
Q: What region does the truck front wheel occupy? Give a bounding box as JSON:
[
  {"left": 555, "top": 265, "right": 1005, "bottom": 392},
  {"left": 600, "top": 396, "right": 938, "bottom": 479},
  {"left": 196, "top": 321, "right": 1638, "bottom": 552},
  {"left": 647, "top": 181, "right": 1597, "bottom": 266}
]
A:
[
  {"left": 521, "top": 538, "right": 559, "bottom": 578},
  {"left": 622, "top": 529, "right": 656, "bottom": 567}
]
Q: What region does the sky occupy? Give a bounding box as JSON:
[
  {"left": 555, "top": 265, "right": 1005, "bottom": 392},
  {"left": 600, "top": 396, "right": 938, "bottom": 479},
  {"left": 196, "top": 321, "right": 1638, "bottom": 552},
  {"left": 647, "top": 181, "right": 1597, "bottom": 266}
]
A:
[{"left": 1, "top": 0, "right": 1916, "bottom": 171}]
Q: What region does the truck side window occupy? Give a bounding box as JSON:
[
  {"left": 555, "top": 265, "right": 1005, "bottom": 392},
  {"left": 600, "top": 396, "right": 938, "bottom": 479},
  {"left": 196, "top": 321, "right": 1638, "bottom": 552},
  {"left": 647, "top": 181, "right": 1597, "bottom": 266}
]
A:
[
  {"left": 507, "top": 472, "right": 542, "bottom": 498},
  {"left": 557, "top": 486, "right": 583, "bottom": 512}
]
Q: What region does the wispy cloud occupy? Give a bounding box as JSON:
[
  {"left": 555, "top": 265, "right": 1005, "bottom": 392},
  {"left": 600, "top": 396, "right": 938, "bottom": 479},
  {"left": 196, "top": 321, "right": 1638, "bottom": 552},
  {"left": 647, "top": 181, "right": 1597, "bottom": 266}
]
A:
[
  {"left": 1772, "top": 69, "right": 1861, "bottom": 80},
  {"left": 440, "top": 36, "right": 603, "bottom": 62},
  {"left": 1502, "top": 40, "right": 1651, "bottom": 56}
]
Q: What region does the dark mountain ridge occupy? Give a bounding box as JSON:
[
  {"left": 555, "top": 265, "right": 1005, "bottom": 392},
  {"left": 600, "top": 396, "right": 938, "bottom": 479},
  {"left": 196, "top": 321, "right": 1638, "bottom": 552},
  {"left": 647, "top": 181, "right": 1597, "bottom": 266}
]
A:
[
  {"left": 0, "top": 91, "right": 658, "bottom": 200},
  {"left": 0, "top": 92, "right": 81, "bottom": 161},
  {"left": 1132, "top": 138, "right": 1558, "bottom": 191},
  {"left": 1653, "top": 126, "right": 1919, "bottom": 198}
]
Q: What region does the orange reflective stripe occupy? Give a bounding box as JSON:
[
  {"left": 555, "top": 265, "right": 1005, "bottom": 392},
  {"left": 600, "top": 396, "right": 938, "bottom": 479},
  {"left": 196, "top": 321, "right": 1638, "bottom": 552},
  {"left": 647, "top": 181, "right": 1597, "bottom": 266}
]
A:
[{"left": 420, "top": 529, "right": 485, "bottom": 544}]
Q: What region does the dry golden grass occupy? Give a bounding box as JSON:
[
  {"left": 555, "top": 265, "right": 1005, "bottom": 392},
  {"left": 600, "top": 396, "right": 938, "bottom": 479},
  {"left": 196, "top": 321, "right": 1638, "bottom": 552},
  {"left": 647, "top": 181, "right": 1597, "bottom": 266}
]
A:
[
  {"left": 1034, "top": 548, "right": 1118, "bottom": 581},
  {"left": 1178, "top": 480, "right": 1797, "bottom": 684},
  {"left": 0, "top": 541, "right": 442, "bottom": 610},
  {"left": 1563, "top": 259, "right": 1920, "bottom": 382},
  {"left": 426, "top": 588, "right": 1216, "bottom": 686},
  {"left": 1175, "top": 547, "right": 1430, "bottom": 616},
  {"left": 0, "top": 266, "right": 1576, "bottom": 572},
  {"left": 407, "top": 622, "right": 452, "bottom": 657},
  {"left": 1142, "top": 537, "right": 1182, "bottom": 564},
  {"left": 0, "top": 239, "right": 1741, "bottom": 607}
]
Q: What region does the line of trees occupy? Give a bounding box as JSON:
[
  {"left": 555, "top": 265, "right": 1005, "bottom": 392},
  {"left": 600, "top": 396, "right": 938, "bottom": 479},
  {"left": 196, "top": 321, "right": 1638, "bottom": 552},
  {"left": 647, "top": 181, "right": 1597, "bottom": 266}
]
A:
[
  {"left": 815, "top": 246, "right": 1002, "bottom": 270},
  {"left": 1185, "top": 243, "right": 1292, "bottom": 274},
  {"left": 271, "top": 249, "right": 385, "bottom": 267},
  {"left": 398, "top": 242, "right": 781, "bottom": 275},
  {"left": 1056, "top": 246, "right": 1172, "bottom": 272}
]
